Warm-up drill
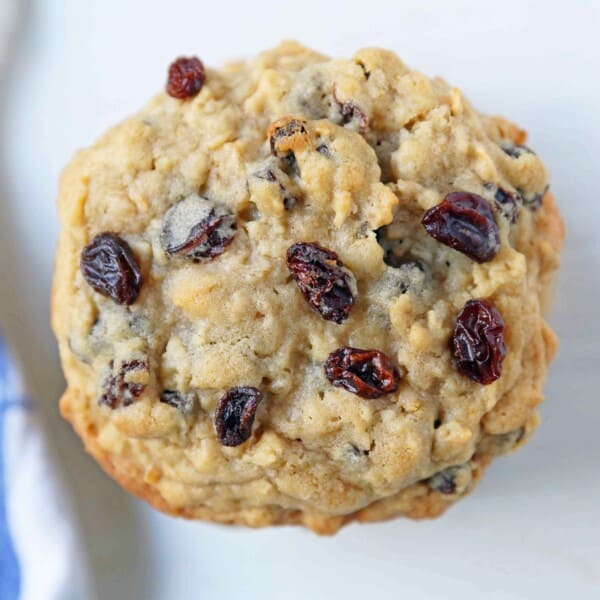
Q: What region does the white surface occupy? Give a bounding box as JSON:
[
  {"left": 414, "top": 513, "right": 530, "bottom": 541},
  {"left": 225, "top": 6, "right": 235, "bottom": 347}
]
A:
[{"left": 1, "top": 0, "right": 599, "bottom": 598}]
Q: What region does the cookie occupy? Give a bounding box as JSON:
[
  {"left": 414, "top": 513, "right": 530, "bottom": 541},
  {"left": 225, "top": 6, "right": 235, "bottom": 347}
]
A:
[{"left": 52, "top": 41, "right": 564, "bottom": 534}]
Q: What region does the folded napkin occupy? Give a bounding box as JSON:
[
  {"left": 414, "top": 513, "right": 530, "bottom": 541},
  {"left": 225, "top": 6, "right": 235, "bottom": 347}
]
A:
[
  {"left": 0, "top": 338, "right": 22, "bottom": 598},
  {"left": 0, "top": 335, "right": 93, "bottom": 600}
]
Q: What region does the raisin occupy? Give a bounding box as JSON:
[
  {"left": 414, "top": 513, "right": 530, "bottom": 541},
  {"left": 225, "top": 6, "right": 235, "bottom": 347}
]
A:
[
  {"left": 451, "top": 299, "right": 506, "bottom": 385},
  {"left": 339, "top": 101, "right": 368, "bottom": 130},
  {"left": 286, "top": 242, "right": 357, "bottom": 323},
  {"left": 269, "top": 118, "right": 308, "bottom": 154},
  {"left": 268, "top": 117, "right": 309, "bottom": 177},
  {"left": 214, "top": 387, "right": 262, "bottom": 447},
  {"left": 316, "top": 143, "right": 331, "bottom": 157},
  {"left": 427, "top": 463, "right": 472, "bottom": 495},
  {"left": 422, "top": 192, "right": 500, "bottom": 263},
  {"left": 333, "top": 87, "right": 368, "bottom": 131},
  {"left": 427, "top": 468, "right": 457, "bottom": 494},
  {"left": 166, "top": 56, "right": 205, "bottom": 99},
  {"left": 494, "top": 191, "right": 520, "bottom": 224},
  {"left": 160, "top": 390, "right": 196, "bottom": 415},
  {"left": 100, "top": 359, "right": 147, "bottom": 408},
  {"left": 81, "top": 233, "right": 142, "bottom": 305},
  {"left": 484, "top": 183, "right": 521, "bottom": 224},
  {"left": 324, "top": 347, "right": 400, "bottom": 399},
  {"left": 160, "top": 194, "right": 236, "bottom": 262},
  {"left": 500, "top": 141, "right": 535, "bottom": 158}
]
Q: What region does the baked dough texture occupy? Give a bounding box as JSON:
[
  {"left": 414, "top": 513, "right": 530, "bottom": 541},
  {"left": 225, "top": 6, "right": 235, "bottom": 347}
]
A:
[{"left": 52, "top": 42, "right": 564, "bottom": 534}]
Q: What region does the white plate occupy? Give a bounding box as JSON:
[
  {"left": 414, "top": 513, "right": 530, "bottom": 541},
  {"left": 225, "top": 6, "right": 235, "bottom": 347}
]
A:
[{"left": 1, "top": 1, "right": 599, "bottom": 598}]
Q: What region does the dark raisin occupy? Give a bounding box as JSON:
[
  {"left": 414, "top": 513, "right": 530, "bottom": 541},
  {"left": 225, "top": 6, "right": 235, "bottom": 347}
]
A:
[
  {"left": 286, "top": 242, "right": 357, "bottom": 323},
  {"left": 166, "top": 56, "right": 205, "bottom": 99},
  {"left": 81, "top": 233, "right": 142, "bottom": 305},
  {"left": 428, "top": 469, "right": 457, "bottom": 494},
  {"left": 500, "top": 141, "right": 535, "bottom": 158},
  {"left": 422, "top": 192, "right": 500, "bottom": 263},
  {"left": 269, "top": 118, "right": 308, "bottom": 155},
  {"left": 339, "top": 101, "right": 368, "bottom": 129},
  {"left": 268, "top": 118, "right": 309, "bottom": 177},
  {"left": 316, "top": 144, "right": 331, "bottom": 157},
  {"left": 333, "top": 87, "right": 368, "bottom": 130},
  {"left": 427, "top": 463, "right": 472, "bottom": 495},
  {"left": 100, "top": 359, "right": 147, "bottom": 408},
  {"left": 214, "top": 387, "right": 262, "bottom": 447},
  {"left": 518, "top": 184, "right": 549, "bottom": 210},
  {"left": 160, "top": 390, "right": 196, "bottom": 414},
  {"left": 324, "top": 346, "right": 400, "bottom": 399},
  {"left": 160, "top": 195, "right": 236, "bottom": 262},
  {"left": 484, "top": 183, "right": 521, "bottom": 224},
  {"left": 451, "top": 299, "right": 506, "bottom": 385}
]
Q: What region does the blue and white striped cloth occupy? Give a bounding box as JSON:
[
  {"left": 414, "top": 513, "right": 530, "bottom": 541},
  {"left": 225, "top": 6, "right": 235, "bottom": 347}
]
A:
[
  {"left": 0, "top": 335, "right": 92, "bottom": 600},
  {"left": 0, "top": 337, "right": 23, "bottom": 598}
]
